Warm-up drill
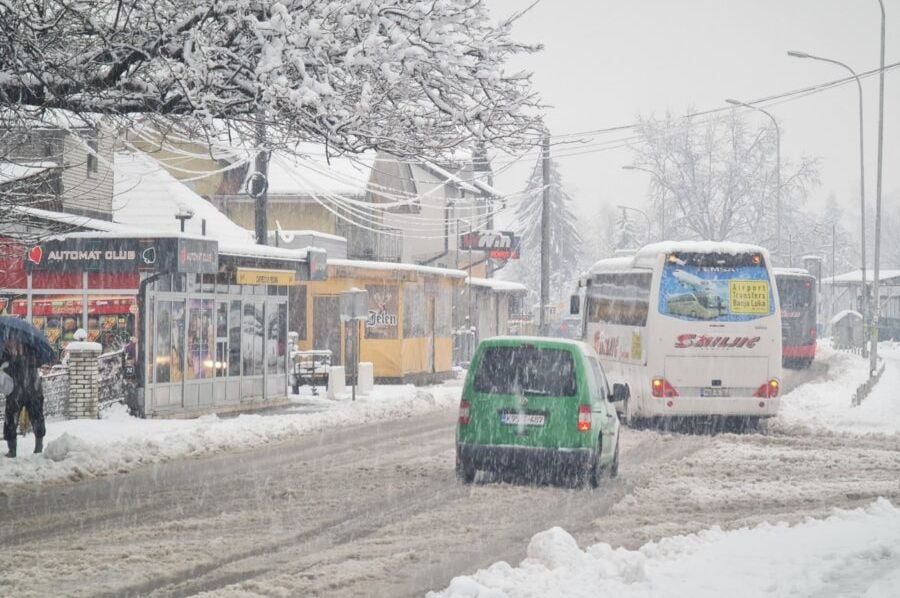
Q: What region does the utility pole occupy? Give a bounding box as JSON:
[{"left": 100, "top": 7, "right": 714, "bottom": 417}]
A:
[
  {"left": 539, "top": 134, "right": 551, "bottom": 335},
  {"left": 252, "top": 115, "right": 270, "bottom": 245},
  {"left": 870, "top": 0, "right": 886, "bottom": 375}
]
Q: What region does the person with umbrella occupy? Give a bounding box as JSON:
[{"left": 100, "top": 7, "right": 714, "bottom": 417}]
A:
[{"left": 0, "top": 317, "right": 54, "bottom": 458}]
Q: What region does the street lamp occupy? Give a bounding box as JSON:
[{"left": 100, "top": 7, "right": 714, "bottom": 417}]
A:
[
  {"left": 622, "top": 165, "right": 666, "bottom": 240},
  {"left": 787, "top": 50, "right": 868, "bottom": 356},
  {"left": 871, "top": 0, "right": 887, "bottom": 375},
  {"left": 617, "top": 204, "right": 652, "bottom": 245},
  {"left": 725, "top": 98, "right": 781, "bottom": 262}
]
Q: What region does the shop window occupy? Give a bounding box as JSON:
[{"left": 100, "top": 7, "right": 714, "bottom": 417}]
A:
[
  {"left": 147, "top": 296, "right": 155, "bottom": 384},
  {"left": 187, "top": 299, "right": 215, "bottom": 380},
  {"left": 25, "top": 294, "right": 83, "bottom": 358},
  {"left": 289, "top": 285, "right": 307, "bottom": 340},
  {"left": 403, "top": 285, "right": 426, "bottom": 338},
  {"left": 242, "top": 301, "right": 264, "bottom": 376},
  {"left": 229, "top": 300, "right": 241, "bottom": 376},
  {"left": 266, "top": 302, "right": 286, "bottom": 375},
  {"left": 88, "top": 296, "right": 135, "bottom": 353},
  {"left": 156, "top": 300, "right": 185, "bottom": 384}
]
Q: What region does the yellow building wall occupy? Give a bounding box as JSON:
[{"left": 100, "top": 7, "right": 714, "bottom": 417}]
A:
[{"left": 297, "top": 264, "right": 460, "bottom": 380}]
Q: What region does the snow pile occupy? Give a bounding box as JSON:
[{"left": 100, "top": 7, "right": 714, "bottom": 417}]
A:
[
  {"left": 0, "top": 382, "right": 461, "bottom": 490},
  {"left": 430, "top": 499, "right": 900, "bottom": 598},
  {"left": 775, "top": 342, "right": 900, "bottom": 436}
]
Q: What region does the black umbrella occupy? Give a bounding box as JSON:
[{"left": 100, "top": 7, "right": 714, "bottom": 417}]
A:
[{"left": 0, "top": 316, "right": 56, "bottom": 365}]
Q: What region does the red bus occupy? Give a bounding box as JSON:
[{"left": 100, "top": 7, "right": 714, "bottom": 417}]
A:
[{"left": 775, "top": 269, "right": 817, "bottom": 368}]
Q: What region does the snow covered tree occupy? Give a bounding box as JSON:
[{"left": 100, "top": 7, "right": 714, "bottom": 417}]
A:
[
  {"left": 0, "top": 0, "right": 545, "bottom": 241},
  {"left": 579, "top": 201, "right": 620, "bottom": 269},
  {"left": 0, "top": 1, "right": 543, "bottom": 158},
  {"left": 630, "top": 109, "right": 818, "bottom": 251},
  {"left": 615, "top": 209, "right": 642, "bottom": 251},
  {"left": 507, "top": 154, "right": 583, "bottom": 307}
]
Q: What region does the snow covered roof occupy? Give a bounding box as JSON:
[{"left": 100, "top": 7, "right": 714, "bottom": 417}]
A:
[
  {"left": 467, "top": 277, "right": 528, "bottom": 293},
  {"left": 113, "top": 150, "right": 256, "bottom": 245},
  {"left": 587, "top": 256, "right": 647, "bottom": 276},
  {"left": 266, "top": 146, "right": 375, "bottom": 196},
  {"left": 0, "top": 161, "right": 56, "bottom": 184},
  {"left": 773, "top": 267, "right": 812, "bottom": 277},
  {"left": 10, "top": 205, "right": 139, "bottom": 233},
  {"left": 329, "top": 258, "right": 467, "bottom": 279},
  {"left": 831, "top": 309, "right": 862, "bottom": 325},
  {"left": 420, "top": 160, "right": 481, "bottom": 195},
  {"left": 825, "top": 269, "right": 900, "bottom": 285}
]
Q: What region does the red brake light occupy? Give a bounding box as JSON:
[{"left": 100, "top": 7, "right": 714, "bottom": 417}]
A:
[
  {"left": 753, "top": 379, "right": 780, "bottom": 398},
  {"left": 651, "top": 377, "right": 678, "bottom": 398},
  {"left": 458, "top": 399, "right": 471, "bottom": 425},
  {"left": 577, "top": 404, "right": 591, "bottom": 432}
]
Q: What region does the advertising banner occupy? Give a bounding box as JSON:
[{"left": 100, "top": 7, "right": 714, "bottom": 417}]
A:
[
  {"left": 25, "top": 237, "right": 218, "bottom": 275},
  {"left": 365, "top": 284, "right": 398, "bottom": 339},
  {"left": 658, "top": 262, "right": 774, "bottom": 322}
]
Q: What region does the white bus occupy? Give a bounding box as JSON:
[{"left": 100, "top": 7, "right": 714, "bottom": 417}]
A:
[{"left": 571, "top": 241, "right": 782, "bottom": 425}]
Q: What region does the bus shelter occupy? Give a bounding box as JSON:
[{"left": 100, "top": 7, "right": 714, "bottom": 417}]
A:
[
  {"left": 292, "top": 259, "right": 465, "bottom": 383},
  {"left": 6, "top": 231, "right": 325, "bottom": 417}
]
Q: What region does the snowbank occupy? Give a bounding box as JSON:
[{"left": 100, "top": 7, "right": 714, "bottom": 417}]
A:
[
  {"left": 775, "top": 342, "right": 900, "bottom": 436},
  {"left": 430, "top": 499, "right": 900, "bottom": 598},
  {"left": 0, "top": 381, "right": 462, "bottom": 490}
]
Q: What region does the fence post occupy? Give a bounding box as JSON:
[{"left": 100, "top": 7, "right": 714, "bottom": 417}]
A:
[{"left": 65, "top": 341, "right": 102, "bottom": 419}]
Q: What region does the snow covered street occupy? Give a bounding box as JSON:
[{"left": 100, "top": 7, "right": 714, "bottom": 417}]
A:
[{"left": 0, "top": 343, "right": 898, "bottom": 597}]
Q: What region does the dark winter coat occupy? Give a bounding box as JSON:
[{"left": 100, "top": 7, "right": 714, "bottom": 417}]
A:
[{"left": 2, "top": 356, "right": 45, "bottom": 442}]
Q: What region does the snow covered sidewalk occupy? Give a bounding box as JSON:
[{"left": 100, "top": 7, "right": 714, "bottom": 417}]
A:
[
  {"left": 0, "top": 380, "right": 462, "bottom": 490},
  {"left": 430, "top": 499, "right": 900, "bottom": 598},
  {"left": 775, "top": 341, "right": 900, "bottom": 436}
]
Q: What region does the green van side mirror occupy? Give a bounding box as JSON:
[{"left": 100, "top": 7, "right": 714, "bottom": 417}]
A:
[{"left": 610, "top": 383, "right": 630, "bottom": 403}]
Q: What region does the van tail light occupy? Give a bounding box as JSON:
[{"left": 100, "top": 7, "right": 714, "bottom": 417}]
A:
[
  {"left": 753, "top": 379, "right": 780, "bottom": 398},
  {"left": 577, "top": 404, "right": 591, "bottom": 432},
  {"left": 651, "top": 377, "right": 679, "bottom": 398},
  {"left": 458, "top": 399, "right": 471, "bottom": 425}
]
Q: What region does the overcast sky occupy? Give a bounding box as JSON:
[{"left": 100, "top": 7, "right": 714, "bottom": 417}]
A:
[{"left": 486, "top": 0, "right": 898, "bottom": 230}]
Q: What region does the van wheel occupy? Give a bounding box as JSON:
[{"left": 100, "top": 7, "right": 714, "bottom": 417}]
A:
[
  {"left": 456, "top": 459, "right": 475, "bottom": 484},
  {"left": 610, "top": 436, "right": 620, "bottom": 478}
]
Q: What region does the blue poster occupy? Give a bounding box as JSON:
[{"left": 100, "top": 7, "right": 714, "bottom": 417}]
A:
[{"left": 658, "top": 263, "right": 774, "bottom": 322}]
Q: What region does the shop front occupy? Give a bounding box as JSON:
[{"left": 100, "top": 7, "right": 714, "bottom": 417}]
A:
[
  {"left": 292, "top": 259, "right": 464, "bottom": 384},
  {"left": 6, "top": 232, "right": 323, "bottom": 417}
]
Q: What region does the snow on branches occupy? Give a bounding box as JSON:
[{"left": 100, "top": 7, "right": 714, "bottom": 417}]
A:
[{"left": 0, "top": 0, "right": 543, "bottom": 157}]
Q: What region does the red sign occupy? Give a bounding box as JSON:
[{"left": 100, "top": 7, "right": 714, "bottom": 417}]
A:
[
  {"left": 459, "top": 231, "right": 520, "bottom": 259},
  {"left": 674, "top": 334, "right": 761, "bottom": 349}
]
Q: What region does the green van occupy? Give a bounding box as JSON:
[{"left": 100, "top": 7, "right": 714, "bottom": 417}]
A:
[{"left": 456, "top": 337, "right": 627, "bottom": 487}]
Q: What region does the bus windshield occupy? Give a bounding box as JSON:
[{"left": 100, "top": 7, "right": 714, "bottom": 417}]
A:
[{"left": 658, "top": 252, "right": 774, "bottom": 322}]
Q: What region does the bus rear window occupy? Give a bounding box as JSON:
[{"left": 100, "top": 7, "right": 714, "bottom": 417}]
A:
[
  {"left": 473, "top": 346, "right": 577, "bottom": 397},
  {"left": 658, "top": 252, "right": 774, "bottom": 322},
  {"left": 778, "top": 278, "right": 814, "bottom": 309}
]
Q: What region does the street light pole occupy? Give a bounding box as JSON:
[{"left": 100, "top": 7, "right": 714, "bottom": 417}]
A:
[
  {"left": 870, "top": 0, "right": 887, "bottom": 375},
  {"left": 622, "top": 165, "right": 666, "bottom": 240},
  {"left": 617, "top": 204, "right": 652, "bottom": 246},
  {"left": 787, "top": 50, "right": 868, "bottom": 357},
  {"left": 726, "top": 99, "right": 781, "bottom": 263}
]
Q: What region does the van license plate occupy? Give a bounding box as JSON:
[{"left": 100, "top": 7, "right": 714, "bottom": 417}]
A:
[
  {"left": 701, "top": 387, "right": 731, "bottom": 397},
  {"left": 500, "top": 413, "right": 546, "bottom": 426}
]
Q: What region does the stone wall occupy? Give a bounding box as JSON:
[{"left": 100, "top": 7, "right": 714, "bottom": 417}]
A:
[{"left": 65, "top": 342, "right": 101, "bottom": 419}]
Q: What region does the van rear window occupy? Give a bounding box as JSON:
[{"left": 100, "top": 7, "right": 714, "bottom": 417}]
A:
[{"left": 473, "top": 346, "right": 577, "bottom": 397}]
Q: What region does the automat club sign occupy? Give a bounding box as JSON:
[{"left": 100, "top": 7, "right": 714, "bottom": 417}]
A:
[
  {"left": 25, "top": 237, "right": 218, "bottom": 274},
  {"left": 458, "top": 231, "right": 520, "bottom": 259}
]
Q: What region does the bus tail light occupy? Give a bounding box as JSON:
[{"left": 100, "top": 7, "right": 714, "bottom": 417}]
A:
[
  {"left": 577, "top": 404, "right": 592, "bottom": 431},
  {"left": 651, "top": 377, "right": 678, "bottom": 398},
  {"left": 754, "top": 379, "right": 780, "bottom": 398},
  {"left": 458, "top": 399, "right": 471, "bottom": 425}
]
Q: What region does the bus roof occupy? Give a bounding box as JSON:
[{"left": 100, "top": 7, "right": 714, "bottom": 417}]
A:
[
  {"left": 587, "top": 241, "right": 770, "bottom": 276},
  {"left": 773, "top": 267, "right": 813, "bottom": 278}
]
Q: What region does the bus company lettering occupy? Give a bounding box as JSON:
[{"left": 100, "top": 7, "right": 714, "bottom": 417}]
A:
[
  {"left": 593, "top": 330, "right": 620, "bottom": 357},
  {"left": 674, "top": 334, "right": 761, "bottom": 349}
]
